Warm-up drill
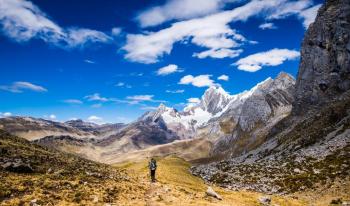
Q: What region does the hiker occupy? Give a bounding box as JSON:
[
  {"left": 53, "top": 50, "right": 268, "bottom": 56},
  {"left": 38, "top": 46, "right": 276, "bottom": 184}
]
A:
[{"left": 149, "top": 158, "right": 157, "bottom": 182}]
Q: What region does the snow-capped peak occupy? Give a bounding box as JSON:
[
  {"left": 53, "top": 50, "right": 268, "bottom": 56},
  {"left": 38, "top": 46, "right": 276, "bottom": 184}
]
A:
[
  {"left": 203, "top": 85, "right": 231, "bottom": 99},
  {"left": 137, "top": 72, "right": 295, "bottom": 137},
  {"left": 199, "top": 85, "right": 232, "bottom": 115}
]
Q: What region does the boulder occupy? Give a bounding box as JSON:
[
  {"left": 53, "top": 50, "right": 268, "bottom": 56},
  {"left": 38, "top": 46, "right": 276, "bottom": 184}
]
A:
[
  {"left": 2, "top": 159, "right": 34, "bottom": 173},
  {"left": 259, "top": 196, "right": 271, "bottom": 205},
  {"left": 206, "top": 186, "right": 222, "bottom": 200}
]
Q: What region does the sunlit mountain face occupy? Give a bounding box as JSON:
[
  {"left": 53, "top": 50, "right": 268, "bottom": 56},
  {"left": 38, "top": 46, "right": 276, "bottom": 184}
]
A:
[{"left": 0, "top": 0, "right": 323, "bottom": 124}]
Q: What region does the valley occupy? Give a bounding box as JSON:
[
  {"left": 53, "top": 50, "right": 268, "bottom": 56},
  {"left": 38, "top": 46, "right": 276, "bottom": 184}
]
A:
[
  {"left": 0, "top": 129, "right": 336, "bottom": 206},
  {"left": 1, "top": 129, "right": 348, "bottom": 205},
  {"left": 1, "top": 0, "right": 350, "bottom": 205}
]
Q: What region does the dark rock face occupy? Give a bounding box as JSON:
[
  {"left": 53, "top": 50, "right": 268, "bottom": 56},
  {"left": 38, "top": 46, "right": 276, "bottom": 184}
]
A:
[
  {"left": 1, "top": 159, "right": 34, "bottom": 173},
  {"left": 294, "top": 0, "right": 350, "bottom": 113}
]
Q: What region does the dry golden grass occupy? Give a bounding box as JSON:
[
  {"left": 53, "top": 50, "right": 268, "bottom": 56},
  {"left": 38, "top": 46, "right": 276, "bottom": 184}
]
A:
[
  {"left": 116, "top": 156, "right": 306, "bottom": 206},
  {"left": 0, "top": 130, "right": 147, "bottom": 206}
]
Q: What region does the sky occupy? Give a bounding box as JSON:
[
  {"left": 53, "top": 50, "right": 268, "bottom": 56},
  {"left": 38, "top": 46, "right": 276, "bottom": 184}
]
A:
[{"left": 0, "top": 0, "right": 324, "bottom": 124}]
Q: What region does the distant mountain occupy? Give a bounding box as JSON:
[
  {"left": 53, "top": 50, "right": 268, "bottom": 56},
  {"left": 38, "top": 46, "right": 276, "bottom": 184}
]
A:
[
  {"left": 0, "top": 117, "right": 96, "bottom": 140},
  {"left": 135, "top": 72, "right": 295, "bottom": 159},
  {"left": 65, "top": 119, "right": 125, "bottom": 137},
  {"left": 0, "top": 72, "right": 296, "bottom": 162},
  {"left": 0, "top": 117, "right": 125, "bottom": 141}
]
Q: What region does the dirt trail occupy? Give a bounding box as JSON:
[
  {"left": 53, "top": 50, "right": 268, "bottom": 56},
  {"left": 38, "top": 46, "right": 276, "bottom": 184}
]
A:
[{"left": 116, "top": 156, "right": 306, "bottom": 206}]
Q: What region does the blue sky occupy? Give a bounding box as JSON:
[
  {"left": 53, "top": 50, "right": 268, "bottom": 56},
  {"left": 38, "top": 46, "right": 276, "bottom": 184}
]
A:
[{"left": 0, "top": 0, "right": 324, "bottom": 124}]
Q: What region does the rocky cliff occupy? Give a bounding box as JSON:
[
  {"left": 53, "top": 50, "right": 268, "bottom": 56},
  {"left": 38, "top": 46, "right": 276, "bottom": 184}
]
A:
[
  {"left": 294, "top": 0, "right": 350, "bottom": 113},
  {"left": 192, "top": 0, "right": 350, "bottom": 195}
]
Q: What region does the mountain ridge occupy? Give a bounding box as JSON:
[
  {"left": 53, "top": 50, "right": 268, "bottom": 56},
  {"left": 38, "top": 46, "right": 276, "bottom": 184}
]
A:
[{"left": 0, "top": 72, "right": 296, "bottom": 162}]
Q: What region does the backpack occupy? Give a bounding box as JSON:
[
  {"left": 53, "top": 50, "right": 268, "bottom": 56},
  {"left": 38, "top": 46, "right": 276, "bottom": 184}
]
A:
[{"left": 149, "top": 159, "right": 157, "bottom": 170}]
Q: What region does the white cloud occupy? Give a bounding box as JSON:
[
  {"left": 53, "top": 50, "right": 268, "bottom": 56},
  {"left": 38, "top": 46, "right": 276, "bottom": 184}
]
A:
[
  {"left": 264, "top": 1, "right": 320, "bottom": 28},
  {"left": 65, "top": 28, "right": 111, "bottom": 48},
  {"left": 187, "top": 97, "right": 201, "bottom": 103},
  {"left": 298, "top": 4, "right": 322, "bottom": 28},
  {"left": 218, "top": 75, "right": 229, "bottom": 81},
  {"left": 0, "top": 112, "right": 12, "bottom": 117},
  {"left": 84, "top": 59, "right": 96, "bottom": 64},
  {"left": 259, "top": 22, "right": 277, "bottom": 30},
  {"left": 87, "top": 115, "right": 104, "bottom": 124},
  {"left": 111, "top": 27, "right": 122, "bottom": 36},
  {"left": 124, "top": 0, "right": 315, "bottom": 64},
  {"left": 115, "top": 82, "right": 132, "bottom": 88},
  {"left": 234, "top": 48, "right": 300, "bottom": 72},
  {"left": 0, "top": 0, "right": 111, "bottom": 48},
  {"left": 0, "top": 81, "right": 47, "bottom": 93},
  {"left": 185, "top": 97, "right": 201, "bottom": 109},
  {"left": 126, "top": 95, "right": 154, "bottom": 101},
  {"left": 115, "top": 82, "right": 125, "bottom": 87},
  {"left": 166, "top": 89, "right": 184, "bottom": 94},
  {"left": 179, "top": 74, "right": 215, "bottom": 87},
  {"left": 124, "top": 95, "right": 165, "bottom": 105},
  {"left": 156, "top": 64, "right": 183, "bottom": 76},
  {"left": 193, "top": 48, "right": 242, "bottom": 59},
  {"left": 84, "top": 93, "right": 108, "bottom": 102},
  {"left": 136, "top": 0, "right": 231, "bottom": 28},
  {"left": 44, "top": 114, "right": 56, "bottom": 120},
  {"left": 4, "top": 112, "right": 12, "bottom": 117},
  {"left": 63, "top": 99, "right": 83, "bottom": 104},
  {"left": 266, "top": 0, "right": 311, "bottom": 20}
]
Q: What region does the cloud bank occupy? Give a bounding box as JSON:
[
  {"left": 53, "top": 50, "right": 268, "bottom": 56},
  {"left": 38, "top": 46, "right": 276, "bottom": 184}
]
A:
[
  {"left": 156, "top": 64, "right": 183, "bottom": 76},
  {"left": 0, "top": 81, "right": 47, "bottom": 93},
  {"left": 179, "top": 74, "right": 215, "bottom": 87},
  {"left": 234, "top": 48, "right": 300, "bottom": 72},
  {"left": 136, "top": 0, "right": 231, "bottom": 28},
  {"left": 0, "top": 0, "right": 112, "bottom": 48},
  {"left": 124, "top": 0, "right": 320, "bottom": 64}
]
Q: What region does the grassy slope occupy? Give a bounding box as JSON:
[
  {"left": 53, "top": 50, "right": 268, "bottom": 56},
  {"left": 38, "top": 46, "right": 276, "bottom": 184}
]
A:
[
  {"left": 0, "top": 130, "right": 147, "bottom": 206},
  {"left": 102, "top": 137, "right": 212, "bottom": 164},
  {"left": 117, "top": 156, "right": 305, "bottom": 206}
]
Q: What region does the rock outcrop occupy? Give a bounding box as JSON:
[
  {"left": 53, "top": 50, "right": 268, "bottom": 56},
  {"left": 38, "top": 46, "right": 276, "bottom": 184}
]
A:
[
  {"left": 1, "top": 159, "right": 34, "bottom": 173},
  {"left": 294, "top": 0, "right": 350, "bottom": 113},
  {"left": 206, "top": 186, "right": 222, "bottom": 200}
]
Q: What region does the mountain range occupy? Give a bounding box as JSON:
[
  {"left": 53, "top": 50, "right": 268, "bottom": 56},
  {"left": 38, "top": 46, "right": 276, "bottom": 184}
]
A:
[{"left": 0, "top": 72, "right": 296, "bottom": 163}]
